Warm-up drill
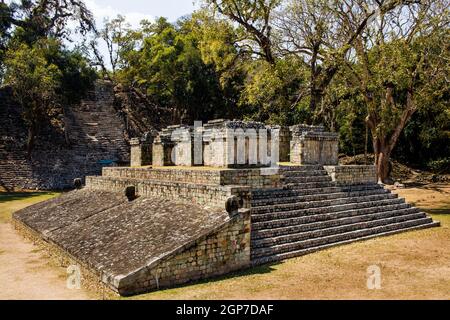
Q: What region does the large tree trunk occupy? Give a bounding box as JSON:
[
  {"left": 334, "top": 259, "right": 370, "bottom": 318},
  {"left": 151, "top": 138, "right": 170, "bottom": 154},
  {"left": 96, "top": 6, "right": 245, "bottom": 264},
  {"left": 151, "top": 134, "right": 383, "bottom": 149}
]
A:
[
  {"left": 365, "top": 89, "right": 417, "bottom": 183},
  {"left": 309, "top": 89, "right": 321, "bottom": 113},
  {"left": 371, "top": 129, "right": 393, "bottom": 183},
  {"left": 375, "top": 146, "right": 391, "bottom": 183}
]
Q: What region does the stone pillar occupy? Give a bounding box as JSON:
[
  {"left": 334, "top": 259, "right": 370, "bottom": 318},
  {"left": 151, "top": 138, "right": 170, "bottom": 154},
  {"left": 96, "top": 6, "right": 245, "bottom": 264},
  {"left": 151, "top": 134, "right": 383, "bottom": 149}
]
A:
[
  {"left": 171, "top": 126, "right": 196, "bottom": 166},
  {"left": 130, "top": 133, "right": 154, "bottom": 167},
  {"left": 152, "top": 128, "right": 176, "bottom": 167},
  {"left": 267, "top": 126, "right": 291, "bottom": 163}
]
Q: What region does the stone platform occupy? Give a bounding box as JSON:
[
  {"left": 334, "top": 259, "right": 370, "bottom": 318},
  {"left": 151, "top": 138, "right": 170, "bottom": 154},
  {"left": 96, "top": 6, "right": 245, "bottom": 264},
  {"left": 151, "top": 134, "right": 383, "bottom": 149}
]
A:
[
  {"left": 13, "top": 164, "right": 440, "bottom": 296},
  {"left": 11, "top": 117, "right": 440, "bottom": 296}
]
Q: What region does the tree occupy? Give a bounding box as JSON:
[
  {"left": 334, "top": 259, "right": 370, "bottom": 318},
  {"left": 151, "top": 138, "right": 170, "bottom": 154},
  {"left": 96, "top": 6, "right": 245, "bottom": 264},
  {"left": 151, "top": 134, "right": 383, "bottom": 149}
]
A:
[
  {"left": 206, "top": 0, "right": 280, "bottom": 64},
  {"left": 343, "top": 0, "right": 449, "bottom": 182},
  {"left": 90, "top": 15, "right": 132, "bottom": 79},
  {"left": 0, "top": 0, "right": 95, "bottom": 81},
  {"left": 3, "top": 0, "right": 94, "bottom": 44},
  {"left": 113, "top": 17, "right": 242, "bottom": 123},
  {"left": 3, "top": 39, "right": 62, "bottom": 157},
  {"left": 274, "top": 0, "right": 422, "bottom": 119}
]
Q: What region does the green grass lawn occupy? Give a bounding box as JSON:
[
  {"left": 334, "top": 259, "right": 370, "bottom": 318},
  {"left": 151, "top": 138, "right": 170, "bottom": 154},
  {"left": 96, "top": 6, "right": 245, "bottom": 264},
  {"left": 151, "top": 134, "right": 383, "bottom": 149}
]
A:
[{"left": 0, "top": 192, "right": 60, "bottom": 223}]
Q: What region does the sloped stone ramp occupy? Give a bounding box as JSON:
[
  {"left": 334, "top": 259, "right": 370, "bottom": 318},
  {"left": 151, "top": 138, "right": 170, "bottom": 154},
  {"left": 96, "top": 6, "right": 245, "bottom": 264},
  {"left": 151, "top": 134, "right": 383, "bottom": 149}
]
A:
[{"left": 13, "top": 190, "right": 251, "bottom": 296}]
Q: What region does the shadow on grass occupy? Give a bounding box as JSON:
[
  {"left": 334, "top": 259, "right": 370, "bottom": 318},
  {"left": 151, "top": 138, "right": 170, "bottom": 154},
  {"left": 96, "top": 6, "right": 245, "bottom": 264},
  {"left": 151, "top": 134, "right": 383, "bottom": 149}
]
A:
[
  {"left": 132, "top": 261, "right": 282, "bottom": 299},
  {"left": 425, "top": 208, "right": 450, "bottom": 215},
  {"left": 0, "top": 192, "right": 54, "bottom": 203},
  {"left": 404, "top": 182, "right": 450, "bottom": 193}
]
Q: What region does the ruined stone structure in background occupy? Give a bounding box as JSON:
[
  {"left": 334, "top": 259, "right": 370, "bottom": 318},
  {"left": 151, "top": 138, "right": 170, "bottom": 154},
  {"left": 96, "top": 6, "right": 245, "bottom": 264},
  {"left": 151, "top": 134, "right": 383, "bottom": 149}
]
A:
[
  {"left": 0, "top": 81, "right": 130, "bottom": 191},
  {"left": 13, "top": 119, "right": 440, "bottom": 297}
]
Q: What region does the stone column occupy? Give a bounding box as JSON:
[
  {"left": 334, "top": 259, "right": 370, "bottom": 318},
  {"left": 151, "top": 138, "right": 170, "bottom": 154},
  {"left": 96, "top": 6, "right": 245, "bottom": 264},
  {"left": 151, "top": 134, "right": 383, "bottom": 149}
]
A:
[
  {"left": 267, "top": 126, "right": 291, "bottom": 163},
  {"left": 130, "top": 133, "right": 154, "bottom": 167},
  {"left": 171, "top": 126, "right": 195, "bottom": 166},
  {"left": 152, "top": 128, "right": 176, "bottom": 167}
]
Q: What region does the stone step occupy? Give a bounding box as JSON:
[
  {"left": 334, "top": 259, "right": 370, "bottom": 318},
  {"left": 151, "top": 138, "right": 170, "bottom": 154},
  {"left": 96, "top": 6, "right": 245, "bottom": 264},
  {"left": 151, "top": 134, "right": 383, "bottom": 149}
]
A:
[
  {"left": 283, "top": 175, "right": 332, "bottom": 184},
  {"left": 251, "top": 189, "right": 391, "bottom": 207},
  {"left": 251, "top": 185, "right": 385, "bottom": 201},
  {"left": 251, "top": 194, "right": 402, "bottom": 215},
  {"left": 252, "top": 201, "right": 410, "bottom": 231},
  {"left": 252, "top": 184, "right": 383, "bottom": 199},
  {"left": 251, "top": 217, "right": 435, "bottom": 259},
  {"left": 281, "top": 170, "right": 329, "bottom": 177},
  {"left": 251, "top": 221, "right": 440, "bottom": 265},
  {"left": 279, "top": 165, "right": 324, "bottom": 172},
  {"left": 252, "top": 200, "right": 411, "bottom": 227},
  {"left": 285, "top": 181, "right": 337, "bottom": 189},
  {"left": 252, "top": 208, "right": 423, "bottom": 242}
]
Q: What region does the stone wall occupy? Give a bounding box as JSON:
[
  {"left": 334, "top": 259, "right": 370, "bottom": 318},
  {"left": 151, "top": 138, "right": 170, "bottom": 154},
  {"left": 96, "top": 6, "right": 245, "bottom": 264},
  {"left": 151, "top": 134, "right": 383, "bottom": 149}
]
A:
[
  {"left": 290, "top": 132, "right": 339, "bottom": 165},
  {"left": 116, "top": 210, "right": 251, "bottom": 296},
  {"left": 102, "top": 167, "right": 282, "bottom": 188},
  {"left": 13, "top": 189, "right": 245, "bottom": 298},
  {"left": 202, "top": 120, "right": 283, "bottom": 168},
  {"left": 152, "top": 142, "right": 174, "bottom": 167},
  {"left": 324, "top": 165, "right": 377, "bottom": 185},
  {"left": 86, "top": 176, "right": 252, "bottom": 209}
]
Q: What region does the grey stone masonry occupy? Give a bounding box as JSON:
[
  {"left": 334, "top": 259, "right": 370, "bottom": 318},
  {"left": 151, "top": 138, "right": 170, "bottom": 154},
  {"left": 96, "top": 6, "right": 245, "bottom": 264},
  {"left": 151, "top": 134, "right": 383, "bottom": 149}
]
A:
[
  {"left": 9, "top": 118, "right": 441, "bottom": 297},
  {"left": 146, "top": 121, "right": 338, "bottom": 169},
  {"left": 203, "top": 120, "right": 266, "bottom": 168},
  {"left": 290, "top": 125, "right": 339, "bottom": 165},
  {"left": 130, "top": 132, "right": 156, "bottom": 167},
  {"left": 324, "top": 165, "right": 377, "bottom": 185},
  {"left": 171, "top": 125, "right": 197, "bottom": 166},
  {"left": 152, "top": 126, "right": 177, "bottom": 166},
  {"left": 250, "top": 165, "right": 439, "bottom": 265},
  {"left": 202, "top": 119, "right": 288, "bottom": 168},
  {"left": 0, "top": 81, "right": 130, "bottom": 190},
  {"left": 13, "top": 189, "right": 251, "bottom": 296},
  {"left": 102, "top": 167, "right": 282, "bottom": 188}
]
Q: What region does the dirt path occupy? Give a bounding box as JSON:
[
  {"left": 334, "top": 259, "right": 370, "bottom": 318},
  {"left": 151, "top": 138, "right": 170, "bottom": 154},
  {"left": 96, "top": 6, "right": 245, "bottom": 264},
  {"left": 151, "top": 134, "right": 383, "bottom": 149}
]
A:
[
  {"left": 0, "top": 192, "right": 94, "bottom": 300},
  {"left": 0, "top": 223, "right": 93, "bottom": 300}
]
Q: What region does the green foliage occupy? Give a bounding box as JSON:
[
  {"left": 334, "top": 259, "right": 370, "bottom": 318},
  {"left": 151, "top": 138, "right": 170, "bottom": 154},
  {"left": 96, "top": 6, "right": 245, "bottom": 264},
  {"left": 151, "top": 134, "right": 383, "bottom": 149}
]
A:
[
  {"left": 43, "top": 40, "right": 97, "bottom": 102},
  {"left": 426, "top": 158, "right": 450, "bottom": 174},
  {"left": 3, "top": 39, "right": 62, "bottom": 132},
  {"left": 2, "top": 37, "right": 97, "bottom": 154},
  {"left": 115, "top": 16, "right": 244, "bottom": 122},
  {"left": 240, "top": 57, "right": 308, "bottom": 125},
  {"left": 0, "top": 0, "right": 447, "bottom": 171}
]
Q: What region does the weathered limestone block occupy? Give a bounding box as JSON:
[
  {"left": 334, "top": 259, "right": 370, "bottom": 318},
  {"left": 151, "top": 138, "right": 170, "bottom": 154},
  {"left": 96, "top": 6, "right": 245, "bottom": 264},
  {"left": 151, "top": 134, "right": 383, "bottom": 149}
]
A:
[
  {"left": 267, "top": 125, "right": 291, "bottom": 163},
  {"left": 102, "top": 167, "right": 282, "bottom": 189},
  {"left": 290, "top": 125, "right": 339, "bottom": 165},
  {"left": 171, "top": 126, "right": 196, "bottom": 166},
  {"left": 152, "top": 127, "right": 177, "bottom": 167},
  {"left": 130, "top": 132, "right": 156, "bottom": 167},
  {"left": 324, "top": 165, "right": 377, "bottom": 185},
  {"left": 86, "top": 175, "right": 252, "bottom": 209}
]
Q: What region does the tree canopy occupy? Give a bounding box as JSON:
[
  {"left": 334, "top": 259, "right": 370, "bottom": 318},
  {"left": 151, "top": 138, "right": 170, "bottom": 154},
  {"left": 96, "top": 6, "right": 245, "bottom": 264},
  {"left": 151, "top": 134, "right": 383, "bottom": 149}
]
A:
[{"left": 0, "top": 0, "right": 448, "bottom": 179}]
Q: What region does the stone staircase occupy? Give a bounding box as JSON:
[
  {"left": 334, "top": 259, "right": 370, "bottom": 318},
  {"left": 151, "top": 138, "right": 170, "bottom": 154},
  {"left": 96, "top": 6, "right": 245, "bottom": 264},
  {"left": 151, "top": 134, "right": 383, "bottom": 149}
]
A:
[
  {"left": 64, "top": 81, "right": 129, "bottom": 164},
  {"left": 250, "top": 165, "right": 439, "bottom": 265},
  {"left": 0, "top": 81, "right": 130, "bottom": 190}
]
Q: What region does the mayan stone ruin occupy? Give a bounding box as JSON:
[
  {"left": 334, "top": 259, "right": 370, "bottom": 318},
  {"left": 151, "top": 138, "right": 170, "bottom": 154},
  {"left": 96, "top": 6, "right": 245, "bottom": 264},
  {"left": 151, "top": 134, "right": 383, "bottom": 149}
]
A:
[{"left": 13, "top": 119, "right": 440, "bottom": 296}]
